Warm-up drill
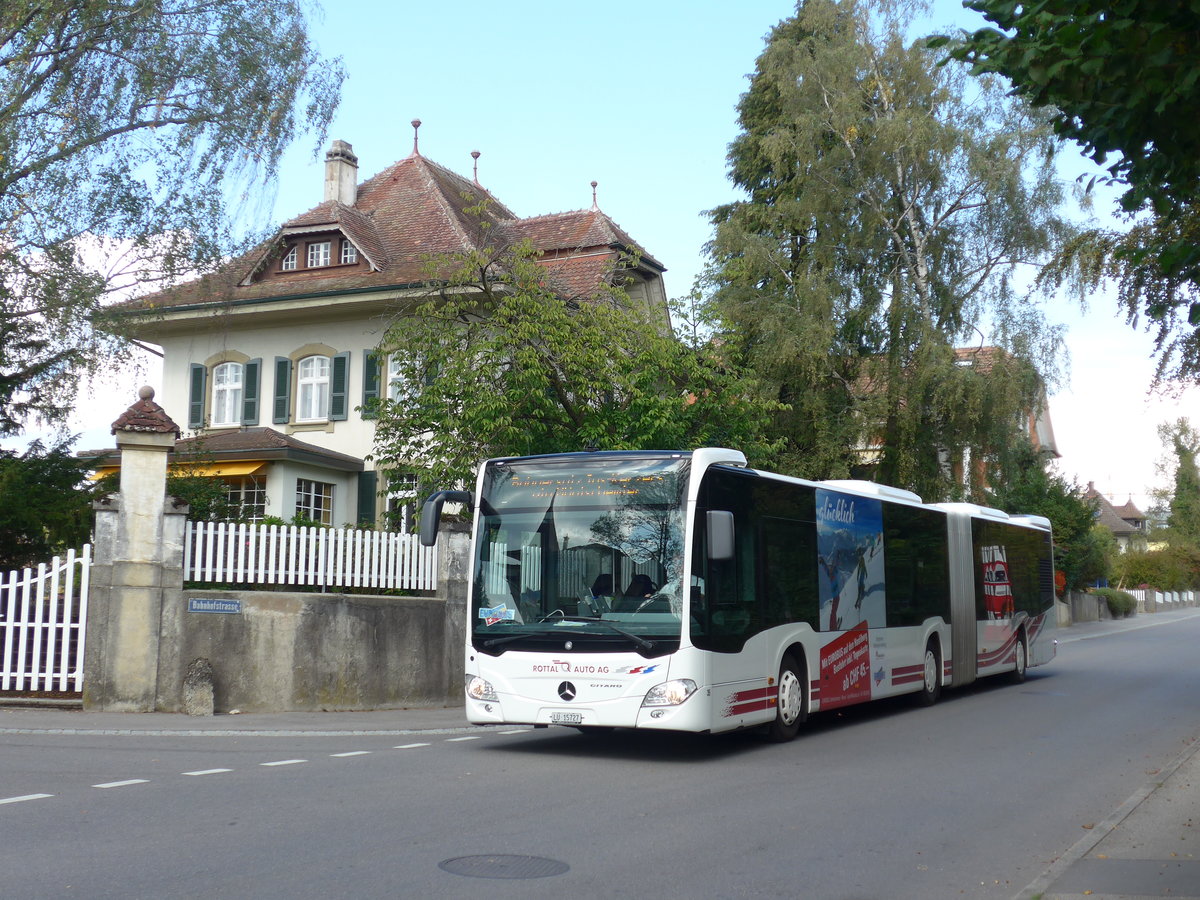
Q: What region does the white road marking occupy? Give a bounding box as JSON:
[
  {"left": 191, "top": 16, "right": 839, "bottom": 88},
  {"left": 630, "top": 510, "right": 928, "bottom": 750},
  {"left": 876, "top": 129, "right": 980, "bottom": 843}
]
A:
[
  {"left": 1, "top": 794, "right": 53, "bottom": 805},
  {"left": 5, "top": 727, "right": 531, "bottom": 804}
]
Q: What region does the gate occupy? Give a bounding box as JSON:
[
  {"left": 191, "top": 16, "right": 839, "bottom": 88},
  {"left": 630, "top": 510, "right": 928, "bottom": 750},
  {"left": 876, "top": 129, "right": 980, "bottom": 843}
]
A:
[{"left": 0, "top": 546, "right": 92, "bottom": 696}]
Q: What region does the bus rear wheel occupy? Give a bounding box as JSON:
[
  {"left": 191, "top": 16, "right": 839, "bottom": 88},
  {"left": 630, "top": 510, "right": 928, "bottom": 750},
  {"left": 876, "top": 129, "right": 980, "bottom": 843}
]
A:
[
  {"left": 766, "top": 654, "right": 807, "bottom": 742},
  {"left": 1009, "top": 633, "right": 1028, "bottom": 684},
  {"left": 916, "top": 641, "right": 941, "bottom": 706}
]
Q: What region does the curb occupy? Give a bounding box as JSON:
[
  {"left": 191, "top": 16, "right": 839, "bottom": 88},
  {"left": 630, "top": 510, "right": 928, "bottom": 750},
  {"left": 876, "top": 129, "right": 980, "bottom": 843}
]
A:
[{"left": 1012, "top": 735, "right": 1200, "bottom": 900}]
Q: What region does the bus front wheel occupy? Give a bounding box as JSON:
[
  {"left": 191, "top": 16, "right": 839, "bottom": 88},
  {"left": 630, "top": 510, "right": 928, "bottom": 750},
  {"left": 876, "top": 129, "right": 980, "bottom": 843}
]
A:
[{"left": 766, "top": 655, "right": 807, "bottom": 742}]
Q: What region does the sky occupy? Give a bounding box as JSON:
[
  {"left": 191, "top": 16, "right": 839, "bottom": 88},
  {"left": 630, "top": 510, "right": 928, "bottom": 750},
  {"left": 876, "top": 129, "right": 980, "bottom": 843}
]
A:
[{"left": 23, "top": 0, "right": 1200, "bottom": 512}]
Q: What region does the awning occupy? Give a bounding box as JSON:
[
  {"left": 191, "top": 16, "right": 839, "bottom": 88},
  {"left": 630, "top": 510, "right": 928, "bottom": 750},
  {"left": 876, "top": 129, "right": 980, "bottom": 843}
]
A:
[
  {"left": 91, "top": 461, "right": 267, "bottom": 480},
  {"left": 176, "top": 461, "right": 267, "bottom": 478}
]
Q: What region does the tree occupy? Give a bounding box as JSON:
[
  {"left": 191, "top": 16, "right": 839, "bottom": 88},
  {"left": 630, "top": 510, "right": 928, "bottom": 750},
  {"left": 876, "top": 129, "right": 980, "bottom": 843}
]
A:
[
  {"left": 0, "top": 439, "right": 98, "bottom": 570},
  {"left": 985, "top": 442, "right": 1113, "bottom": 591},
  {"left": 938, "top": 2, "right": 1200, "bottom": 218},
  {"left": 369, "top": 238, "right": 779, "bottom": 493},
  {"left": 702, "top": 0, "right": 1071, "bottom": 500},
  {"left": 0, "top": 0, "right": 343, "bottom": 436},
  {"left": 1114, "top": 545, "right": 1200, "bottom": 592},
  {"left": 1162, "top": 419, "right": 1200, "bottom": 545},
  {"left": 937, "top": 2, "right": 1200, "bottom": 383}
]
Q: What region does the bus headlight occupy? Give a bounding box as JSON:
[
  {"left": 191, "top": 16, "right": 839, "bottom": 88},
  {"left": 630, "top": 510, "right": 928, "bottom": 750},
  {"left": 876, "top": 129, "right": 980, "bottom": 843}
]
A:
[
  {"left": 642, "top": 679, "right": 698, "bottom": 707},
  {"left": 465, "top": 674, "right": 498, "bottom": 702}
]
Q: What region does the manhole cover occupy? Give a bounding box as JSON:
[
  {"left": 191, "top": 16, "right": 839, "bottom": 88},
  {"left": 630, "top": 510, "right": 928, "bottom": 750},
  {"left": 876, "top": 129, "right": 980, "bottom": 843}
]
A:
[{"left": 438, "top": 854, "right": 570, "bottom": 879}]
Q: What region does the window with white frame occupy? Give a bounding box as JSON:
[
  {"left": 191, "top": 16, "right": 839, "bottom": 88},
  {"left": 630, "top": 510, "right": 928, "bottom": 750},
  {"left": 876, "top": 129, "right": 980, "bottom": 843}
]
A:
[
  {"left": 297, "top": 355, "right": 330, "bottom": 421},
  {"left": 296, "top": 478, "right": 334, "bottom": 525},
  {"left": 340, "top": 239, "right": 358, "bottom": 265},
  {"left": 307, "top": 241, "right": 331, "bottom": 268},
  {"left": 387, "top": 354, "right": 408, "bottom": 402},
  {"left": 225, "top": 477, "right": 267, "bottom": 521},
  {"left": 388, "top": 353, "right": 434, "bottom": 405},
  {"left": 280, "top": 246, "right": 297, "bottom": 271},
  {"left": 211, "top": 362, "right": 244, "bottom": 427}
]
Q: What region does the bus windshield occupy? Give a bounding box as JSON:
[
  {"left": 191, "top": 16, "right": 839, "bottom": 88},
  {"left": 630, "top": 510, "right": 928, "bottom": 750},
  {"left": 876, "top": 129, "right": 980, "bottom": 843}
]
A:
[{"left": 471, "top": 454, "right": 690, "bottom": 653}]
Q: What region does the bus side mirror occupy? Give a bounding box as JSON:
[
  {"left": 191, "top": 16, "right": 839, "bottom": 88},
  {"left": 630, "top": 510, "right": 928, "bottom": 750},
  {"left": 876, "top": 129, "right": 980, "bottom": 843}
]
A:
[
  {"left": 707, "top": 510, "right": 735, "bottom": 561},
  {"left": 419, "top": 490, "right": 474, "bottom": 547}
]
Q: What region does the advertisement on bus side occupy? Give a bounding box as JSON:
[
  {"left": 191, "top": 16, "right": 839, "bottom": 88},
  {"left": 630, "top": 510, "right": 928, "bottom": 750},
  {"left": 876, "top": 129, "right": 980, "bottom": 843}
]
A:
[{"left": 815, "top": 488, "right": 886, "bottom": 632}]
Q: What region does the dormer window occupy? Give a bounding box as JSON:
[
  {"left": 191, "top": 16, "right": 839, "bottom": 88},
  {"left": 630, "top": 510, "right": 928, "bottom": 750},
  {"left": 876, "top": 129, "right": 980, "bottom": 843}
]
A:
[
  {"left": 307, "top": 241, "right": 331, "bottom": 268},
  {"left": 341, "top": 239, "right": 358, "bottom": 265},
  {"left": 280, "top": 246, "right": 297, "bottom": 271}
]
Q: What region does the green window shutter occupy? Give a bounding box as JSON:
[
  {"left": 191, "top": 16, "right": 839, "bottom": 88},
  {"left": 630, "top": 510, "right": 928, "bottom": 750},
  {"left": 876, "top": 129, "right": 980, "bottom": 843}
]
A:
[
  {"left": 188, "top": 363, "right": 207, "bottom": 429},
  {"left": 361, "top": 350, "right": 381, "bottom": 419},
  {"left": 272, "top": 357, "right": 292, "bottom": 424},
  {"left": 329, "top": 351, "right": 350, "bottom": 421},
  {"left": 242, "top": 358, "right": 261, "bottom": 425},
  {"left": 356, "top": 470, "right": 378, "bottom": 526}
]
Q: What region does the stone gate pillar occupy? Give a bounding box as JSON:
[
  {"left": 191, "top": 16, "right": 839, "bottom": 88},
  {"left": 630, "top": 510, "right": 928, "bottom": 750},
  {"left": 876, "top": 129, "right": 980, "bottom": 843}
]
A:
[{"left": 83, "top": 387, "right": 184, "bottom": 711}]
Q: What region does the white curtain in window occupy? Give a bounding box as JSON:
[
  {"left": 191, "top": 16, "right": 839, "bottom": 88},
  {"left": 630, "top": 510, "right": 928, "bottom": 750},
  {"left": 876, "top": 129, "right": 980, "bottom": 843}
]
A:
[
  {"left": 297, "top": 355, "right": 330, "bottom": 421},
  {"left": 212, "top": 362, "right": 243, "bottom": 426}
]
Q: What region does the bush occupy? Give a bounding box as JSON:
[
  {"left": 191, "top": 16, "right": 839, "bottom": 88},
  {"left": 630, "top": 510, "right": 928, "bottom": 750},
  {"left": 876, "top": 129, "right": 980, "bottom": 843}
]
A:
[
  {"left": 1114, "top": 546, "right": 1200, "bottom": 591},
  {"left": 0, "top": 440, "right": 99, "bottom": 570},
  {"left": 1092, "top": 587, "right": 1137, "bottom": 618}
]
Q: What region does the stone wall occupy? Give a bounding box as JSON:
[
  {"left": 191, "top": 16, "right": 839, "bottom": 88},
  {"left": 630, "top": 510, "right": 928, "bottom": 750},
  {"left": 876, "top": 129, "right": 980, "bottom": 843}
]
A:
[
  {"left": 86, "top": 521, "right": 468, "bottom": 713},
  {"left": 82, "top": 387, "right": 471, "bottom": 713}
]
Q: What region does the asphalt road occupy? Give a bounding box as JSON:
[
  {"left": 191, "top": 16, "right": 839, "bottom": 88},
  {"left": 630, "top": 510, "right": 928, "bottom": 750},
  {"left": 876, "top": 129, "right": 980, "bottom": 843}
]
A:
[{"left": 3, "top": 611, "right": 1200, "bottom": 899}]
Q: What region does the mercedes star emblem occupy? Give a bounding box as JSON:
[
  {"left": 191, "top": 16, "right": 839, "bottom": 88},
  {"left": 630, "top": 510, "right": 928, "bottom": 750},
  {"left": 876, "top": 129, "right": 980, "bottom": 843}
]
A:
[{"left": 557, "top": 681, "right": 577, "bottom": 702}]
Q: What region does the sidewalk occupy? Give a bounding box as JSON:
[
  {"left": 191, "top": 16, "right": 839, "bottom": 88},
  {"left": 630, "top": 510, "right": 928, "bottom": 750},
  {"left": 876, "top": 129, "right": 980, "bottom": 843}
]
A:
[
  {"left": 1015, "top": 736, "right": 1200, "bottom": 900},
  {"left": 1015, "top": 608, "right": 1200, "bottom": 899},
  {"left": 0, "top": 704, "right": 476, "bottom": 736}
]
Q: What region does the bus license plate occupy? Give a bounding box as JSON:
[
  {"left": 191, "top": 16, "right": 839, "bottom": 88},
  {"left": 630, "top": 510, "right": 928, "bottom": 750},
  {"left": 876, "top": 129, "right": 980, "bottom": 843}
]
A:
[{"left": 551, "top": 712, "right": 583, "bottom": 725}]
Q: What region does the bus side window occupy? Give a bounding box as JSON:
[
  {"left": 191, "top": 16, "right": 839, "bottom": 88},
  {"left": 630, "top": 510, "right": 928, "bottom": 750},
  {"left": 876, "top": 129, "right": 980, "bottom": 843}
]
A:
[
  {"left": 761, "top": 516, "right": 818, "bottom": 629},
  {"left": 703, "top": 510, "right": 760, "bottom": 648}
]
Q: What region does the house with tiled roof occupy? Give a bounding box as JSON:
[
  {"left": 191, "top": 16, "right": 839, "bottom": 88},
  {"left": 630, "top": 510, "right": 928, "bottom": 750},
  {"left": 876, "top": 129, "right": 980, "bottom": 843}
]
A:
[
  {"left": 106, "top": 127, "right": 668, "bottom": 527},
  {"left": 1084, "top": 483, "right": 1148, "bottom": 553}
]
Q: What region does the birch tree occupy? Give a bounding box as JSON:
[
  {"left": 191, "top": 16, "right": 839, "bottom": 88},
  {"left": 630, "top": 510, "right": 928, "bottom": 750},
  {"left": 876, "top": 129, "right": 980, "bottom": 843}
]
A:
[
  {"left": 703, "top": 0, "right": 1072, "bottom": 500},
  {"left": 0, "top": 0, "right": 343, "bottom": 435},
  {"left": 938, "top": 1, "right": 1200, "bottom": 384}
]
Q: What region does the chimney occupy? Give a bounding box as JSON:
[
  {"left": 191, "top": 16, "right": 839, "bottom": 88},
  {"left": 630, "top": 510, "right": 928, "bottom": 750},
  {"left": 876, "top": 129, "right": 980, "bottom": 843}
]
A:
[{"left": 324, "top": 139, "right": 358, "bottom": 206}]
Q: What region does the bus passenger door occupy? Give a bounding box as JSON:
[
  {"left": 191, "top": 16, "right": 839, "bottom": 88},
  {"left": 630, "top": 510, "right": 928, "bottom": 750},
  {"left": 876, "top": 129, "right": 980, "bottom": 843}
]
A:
[{"left": 701, "top": 509, "right": 773, "bottom": 731}]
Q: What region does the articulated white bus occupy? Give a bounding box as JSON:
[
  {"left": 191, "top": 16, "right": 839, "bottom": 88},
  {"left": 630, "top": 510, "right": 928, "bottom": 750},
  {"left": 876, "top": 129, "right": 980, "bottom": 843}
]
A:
[{"left": 420, "top": 448, "right": 1055, "bottom": 740}]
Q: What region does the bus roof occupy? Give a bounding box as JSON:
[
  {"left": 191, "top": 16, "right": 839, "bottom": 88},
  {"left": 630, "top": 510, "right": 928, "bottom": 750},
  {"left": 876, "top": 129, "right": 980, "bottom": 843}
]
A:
[
  {"left": 935, "top": 502, "right": 1052, "bottom": 531},
  {"left": 482, "top": 447, "right": 746, "bottom": 468}
]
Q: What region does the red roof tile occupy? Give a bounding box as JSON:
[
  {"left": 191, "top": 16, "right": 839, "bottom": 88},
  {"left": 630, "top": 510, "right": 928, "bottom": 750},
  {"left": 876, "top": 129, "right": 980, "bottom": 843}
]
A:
[
  {"left": 121, "top": 147, "right": 659, "bottom": 314},
  {"left": 111, "top": 387, "right": 181, "bottom": 436}
]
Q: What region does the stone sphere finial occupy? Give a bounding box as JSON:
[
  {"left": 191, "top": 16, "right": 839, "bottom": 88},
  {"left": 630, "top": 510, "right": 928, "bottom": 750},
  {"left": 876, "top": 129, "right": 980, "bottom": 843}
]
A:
[{"left": 139, "top": 385, "right": 155, "bottom": 401}]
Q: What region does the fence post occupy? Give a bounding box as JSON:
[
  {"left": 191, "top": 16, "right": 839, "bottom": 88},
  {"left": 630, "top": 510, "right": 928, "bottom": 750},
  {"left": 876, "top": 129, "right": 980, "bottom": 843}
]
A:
[{"left": 83, "top": 387, "right": 184, "bottom": 712}]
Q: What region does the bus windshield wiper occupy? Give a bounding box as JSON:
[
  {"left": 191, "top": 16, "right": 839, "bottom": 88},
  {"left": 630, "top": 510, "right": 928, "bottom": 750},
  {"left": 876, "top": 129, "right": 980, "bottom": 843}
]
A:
[{"left": 590, "top": 621, "right": 656, "bottom": 652}]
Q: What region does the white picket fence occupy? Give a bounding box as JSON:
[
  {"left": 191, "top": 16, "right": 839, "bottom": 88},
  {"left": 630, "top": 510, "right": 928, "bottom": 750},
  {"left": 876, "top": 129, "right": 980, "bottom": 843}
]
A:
[
  {"left": 183, "top": 522, "right": 438, "bottom": 591},
  {"left": 1, "top": 546, "right": 91, "bottom": 693},
  {"left": 1126, "top": 588, "right": 1198, "bottom": 614}
]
